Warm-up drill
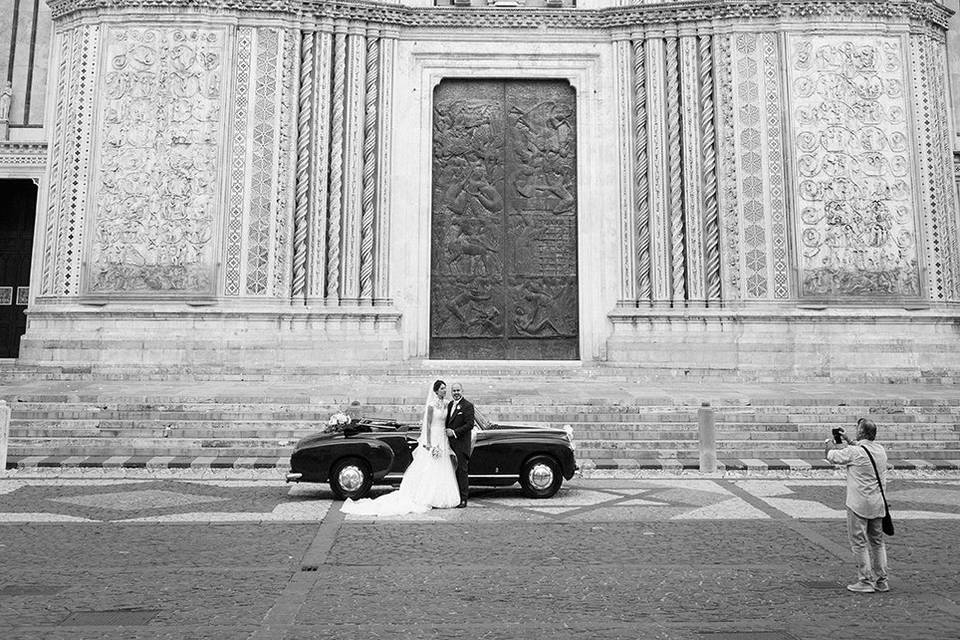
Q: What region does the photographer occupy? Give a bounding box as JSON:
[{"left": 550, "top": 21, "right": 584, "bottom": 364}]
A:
[{"left": 824, "top": 418, "right": 890, "bottom": 593}]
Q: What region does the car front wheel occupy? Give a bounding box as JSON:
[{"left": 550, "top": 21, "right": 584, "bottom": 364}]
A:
[
  {"left": 329, "top": 457, "right": 373, "bottom": 500},
  {"left": 519, "top": 455, "right": 562, "bottom": 499}
]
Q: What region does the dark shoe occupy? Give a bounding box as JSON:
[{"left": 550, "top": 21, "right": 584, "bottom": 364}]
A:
[
  {"left": 874, "top": 578, "right": 890, "bottom": 592},
  {"left": 846, "top": 580, "right": 875, "bottom": 593},
  {"left": 455, "top": 501, "right": 467, "bottom": 508}
]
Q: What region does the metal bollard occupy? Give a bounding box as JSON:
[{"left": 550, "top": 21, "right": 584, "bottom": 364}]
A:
[
  {"left": 0, "top": 400, "right": 9, "bottom": 473},
  {"left": 698, "top": 401, "right": 717, "bottom": 474}
]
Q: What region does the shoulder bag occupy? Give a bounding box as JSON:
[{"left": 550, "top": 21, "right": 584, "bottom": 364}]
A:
[{"left": 861, "top": 445, "right": 894, "bottom": 536}]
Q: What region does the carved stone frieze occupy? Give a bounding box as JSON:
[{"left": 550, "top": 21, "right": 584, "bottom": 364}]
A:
[
  {"left": 47, "top": 0, "right": 953, "bottom": 31},
  {"left": 788, "top": 34, "right": 921, "bottom": 299},
  {"left": 0, "top": 142, "right": 47, "bottom": 168},
  {"left": 85, "top": 26, "right": 225, "bottom": 296}
]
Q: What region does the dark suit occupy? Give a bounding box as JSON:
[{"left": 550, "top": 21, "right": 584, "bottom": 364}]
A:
[{"left": 446, "top": 397, "right": 474, "bottom": 503}]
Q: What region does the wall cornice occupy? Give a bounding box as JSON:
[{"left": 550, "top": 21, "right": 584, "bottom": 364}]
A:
[
  {"left": 0, "top": 141, "right": 48, "bottom": 170},
  {"left": 46, "top": 0, "right": 953, "bottom": 30}
]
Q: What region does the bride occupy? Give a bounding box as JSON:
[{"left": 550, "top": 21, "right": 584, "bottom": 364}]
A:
[{"left": 341, "top": 379, "right": 461, "bottom": 515}]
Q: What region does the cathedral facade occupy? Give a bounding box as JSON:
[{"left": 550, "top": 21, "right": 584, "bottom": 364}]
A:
[{"left": 1, "top": 0, "right": 959, "bottom": 378}]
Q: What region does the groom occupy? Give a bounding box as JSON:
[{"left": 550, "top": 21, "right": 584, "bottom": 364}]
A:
[{"left": 445, "top": 382, "right": 474, "bottom": 508}]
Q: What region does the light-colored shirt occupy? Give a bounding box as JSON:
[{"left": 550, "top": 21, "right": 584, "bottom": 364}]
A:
[{"left": 826, "top": 440, "right": 888, "bottom": 519}]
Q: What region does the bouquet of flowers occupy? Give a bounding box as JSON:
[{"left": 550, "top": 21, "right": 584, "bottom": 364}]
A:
[
  {"left": 419, "top": 441, "right": 442, "bottom": 459},
  {"left": 324, "top": 411, "right": 351, "bottom": 433}
]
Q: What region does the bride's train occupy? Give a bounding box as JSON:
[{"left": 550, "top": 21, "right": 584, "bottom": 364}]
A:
[
  {"left": 342, "top": 380, "right": 461, "bottom": 516},
  {"left": 341, "top": 444, "right": 460, "bottom": 515}
]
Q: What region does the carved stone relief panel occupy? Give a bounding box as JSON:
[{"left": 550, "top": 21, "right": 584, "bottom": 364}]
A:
[
  {"left": 85, "top": 26, "right": 226, "bottom": 296},
  {"left": 430, "top": 79, "right": 578, "bottom": 360},
  {"left": 788, "top": 34, "right": 921, "bottom": 299}
]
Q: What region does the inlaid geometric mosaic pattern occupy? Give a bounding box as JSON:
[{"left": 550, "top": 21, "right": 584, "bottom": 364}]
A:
[
  {"left": 734, "top": 34, "right": 768, "bottom": 299},
  {"left": 224, "top": 27, "right": 252, "bottom": 297},
  {"left": 41, "top": 25, "right": 99, "bottom": 298},
  {"left": 246, "top": 28, "right": 279, "bottom": 296},
  {"left": 50, "top": 489, "right": 227, "bottom": 511}
]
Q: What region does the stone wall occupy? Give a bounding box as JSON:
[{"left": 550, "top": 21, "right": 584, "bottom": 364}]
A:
[
  {"left": 19, "top": 0, "right": 960, "bottom": 378},
  {"left": 0, "top": 0, "right": 52, "bottom": 140}
]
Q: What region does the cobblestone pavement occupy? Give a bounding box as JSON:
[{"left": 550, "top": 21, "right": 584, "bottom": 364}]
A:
[{"left": 1, "top": 472, "right": 958, "bottom": 639}]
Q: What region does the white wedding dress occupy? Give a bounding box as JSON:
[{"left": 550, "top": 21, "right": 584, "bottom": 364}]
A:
[{"left": 341, "top": 397, "right": 461, "bottom": 516}]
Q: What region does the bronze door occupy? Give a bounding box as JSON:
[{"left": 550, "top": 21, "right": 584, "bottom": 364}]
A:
[
  {"left": 0, "top": 179, "right": 36, "bottom": 357},
  {"left": 430, "top": 80, "right": 578, "bottom": 360}
]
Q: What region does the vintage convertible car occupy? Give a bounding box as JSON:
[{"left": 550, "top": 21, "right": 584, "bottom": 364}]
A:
[{"left": 286, "top": 410, "right": 577, "bottom": 499}]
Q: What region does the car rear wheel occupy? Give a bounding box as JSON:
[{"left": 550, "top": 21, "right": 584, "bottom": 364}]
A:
[
  {"left": 329, "top": 457, "right": 373, "bottom": 500},
  {"left": 519, "top": 455, "right": 562, "bottom": 499}
]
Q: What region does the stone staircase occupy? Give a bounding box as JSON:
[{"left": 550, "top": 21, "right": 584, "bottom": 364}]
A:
[{"left": 4, "top": 380, "right": 960, "bottom": 471}]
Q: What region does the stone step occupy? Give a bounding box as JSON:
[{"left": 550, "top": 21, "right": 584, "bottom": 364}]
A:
[
  {"left": 11, "top": 424, "right": 959, "bottom": 443},
  {"left": 10, "top": 433, "right": 958, "bottom": 459},
  {"left": 578, "top": 448, "right": 960, "bottom": 460},
  {"left": 10, "top": 442, "right": 958, "bottom": 461},
  {"left": 10, "top": 417, "right": 958, "bottom": 435},
  {"left": 8, "top": 427, "right": 312, "bottom": 439},
  {"left": 6, "top": 396, "right": 960, "bottom": 409},
  {"left": 3, "top": 360, "right": 959, "bottom": 384},
  {"left": 8, "top": 406, "right": 960, "bottom": 425},
  {"left": 7, "top": 453, "right": 958, "bottom": 473},
  {"left": 578, "top": 438, "right": 959, "bottom": 450},
  {"left": 7, "top": 439, "right": 293, "bottom": 458}
]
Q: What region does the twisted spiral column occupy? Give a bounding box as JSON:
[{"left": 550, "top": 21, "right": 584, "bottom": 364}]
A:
[
  {"left": 374, "top": 29, "right": 397, "bottom": 304},
  {"left": 359, "top": 33, "right": 379, "bottom": 302},
  {"left": 308, "top": 24, "right": 333, "bottom": 300},
  {"left": 292, "top": 30, "right": 313, "bottom": 300},
  {"left": 339, "top": 25, "right": 367, "bottom": 301},
  {"left": 666, "top": 36, "right": 685, "bottom": 302},
  {"left": 700, "top": 33, "right": 721, "bottom": 302},
  {"left": 325, "top": 26, "right": 347, "bottom": 302},
  {"left": 633, "top": 38, "right": 651, "bottom": 302}
]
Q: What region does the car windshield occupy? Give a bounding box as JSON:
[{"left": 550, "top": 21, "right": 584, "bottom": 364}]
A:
[{"left": 474, "top": 409, "right": 491, "bottom": 430}]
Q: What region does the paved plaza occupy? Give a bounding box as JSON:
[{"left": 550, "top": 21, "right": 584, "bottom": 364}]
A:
[{"left": 0, "top": 470, "right": 958, "bottom": 639}]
